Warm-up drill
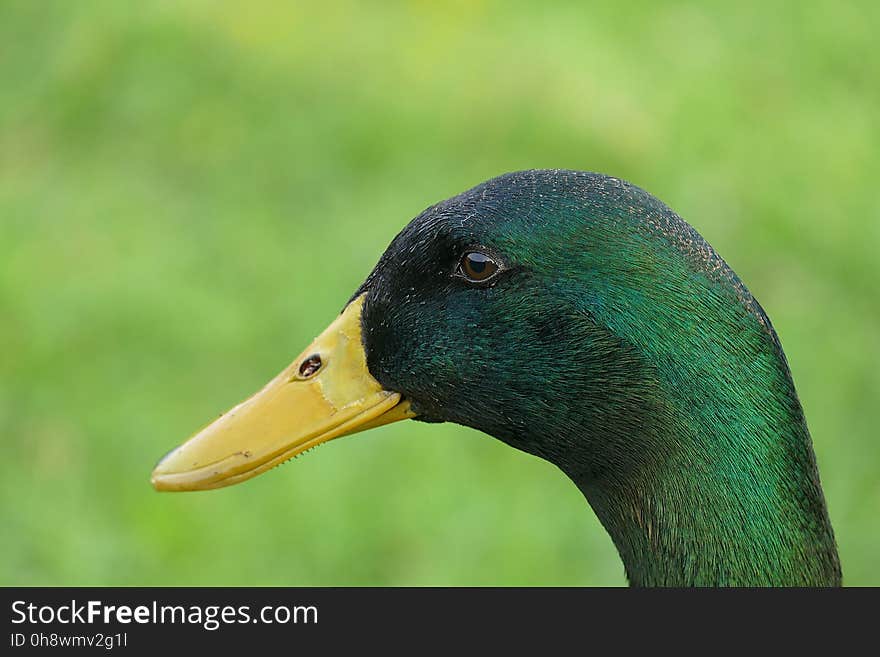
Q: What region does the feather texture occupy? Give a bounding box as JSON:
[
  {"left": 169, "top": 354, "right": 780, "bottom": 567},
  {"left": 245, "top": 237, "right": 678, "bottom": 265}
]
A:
[{"left": 355, "top": 170, "right": 841, "bottom": 586}]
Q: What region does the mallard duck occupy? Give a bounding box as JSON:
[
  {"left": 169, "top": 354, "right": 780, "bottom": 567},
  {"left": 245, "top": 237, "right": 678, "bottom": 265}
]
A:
[{"left": 151, "top": 169, "right": 841, "bottom": 586}]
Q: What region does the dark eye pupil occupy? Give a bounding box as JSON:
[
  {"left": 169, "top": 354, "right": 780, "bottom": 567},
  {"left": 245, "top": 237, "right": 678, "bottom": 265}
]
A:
[
  {"left": 467, "top": 254, "right": 488, "bottom": 273},
  {"left": 461, "top": 252, "right": 498, "bottom": 282}
]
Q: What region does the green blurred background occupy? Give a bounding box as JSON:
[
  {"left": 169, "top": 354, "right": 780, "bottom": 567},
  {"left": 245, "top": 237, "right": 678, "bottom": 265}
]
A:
[{"left": 1, "top": 0, "right": 878, "bottom": 586}]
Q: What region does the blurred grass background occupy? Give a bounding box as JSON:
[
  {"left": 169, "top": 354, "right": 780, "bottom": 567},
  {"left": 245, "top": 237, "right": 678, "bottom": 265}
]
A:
[{"left": 1, "top": 0, "right": 878, "bottom": 586}]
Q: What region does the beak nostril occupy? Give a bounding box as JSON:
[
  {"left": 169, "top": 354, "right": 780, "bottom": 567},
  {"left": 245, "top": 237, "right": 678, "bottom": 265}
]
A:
[{"left": 299, "top": 354, "right": 323, "bottom": 378}]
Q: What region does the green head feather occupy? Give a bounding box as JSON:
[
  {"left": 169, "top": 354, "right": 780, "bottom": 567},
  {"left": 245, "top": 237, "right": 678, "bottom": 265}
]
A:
[{"left": 356, "top": 169, "right": 840, "bottom": 586}]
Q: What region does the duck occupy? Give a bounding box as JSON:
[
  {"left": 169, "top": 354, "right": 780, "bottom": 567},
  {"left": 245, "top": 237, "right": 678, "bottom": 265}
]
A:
[{"left": 151, "top": 169, "right": 842, "bottom": 587}]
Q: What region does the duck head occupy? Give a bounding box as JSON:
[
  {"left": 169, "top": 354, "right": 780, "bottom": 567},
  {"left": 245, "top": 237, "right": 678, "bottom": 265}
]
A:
[{"left": 152, "top": 170, "right": 840, "bottom": 586}]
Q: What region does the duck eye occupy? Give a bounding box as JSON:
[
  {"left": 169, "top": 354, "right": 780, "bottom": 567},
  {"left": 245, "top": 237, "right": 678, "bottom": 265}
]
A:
[{"left": 458, "top": 251, "right": 500, "bottom": 283}]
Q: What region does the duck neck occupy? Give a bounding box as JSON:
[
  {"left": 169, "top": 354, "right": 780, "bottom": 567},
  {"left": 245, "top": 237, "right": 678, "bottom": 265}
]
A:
[{"left": 568, "top": 398, "right": 842, "bottom": 586}]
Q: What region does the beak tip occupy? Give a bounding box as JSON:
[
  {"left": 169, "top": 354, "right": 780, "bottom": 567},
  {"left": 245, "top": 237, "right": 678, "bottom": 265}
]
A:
[
  {"left": 150, "top": 470, "right": 172, "bottom": 492},
  {"left": 151, "top": 446, "right": 194, "bottom": 491}
]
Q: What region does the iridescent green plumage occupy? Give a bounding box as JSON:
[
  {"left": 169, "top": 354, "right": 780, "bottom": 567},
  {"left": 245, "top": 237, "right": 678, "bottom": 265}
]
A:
[{"left": 357, "top": 169, "right": 841, "bottom": 586}]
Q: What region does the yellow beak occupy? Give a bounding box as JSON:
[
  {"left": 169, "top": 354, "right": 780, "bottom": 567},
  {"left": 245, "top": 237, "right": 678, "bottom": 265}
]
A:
[{"left": 151, "top": 294, "right": 414, "bottom": 491}]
